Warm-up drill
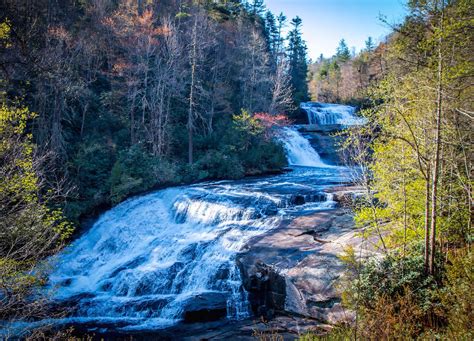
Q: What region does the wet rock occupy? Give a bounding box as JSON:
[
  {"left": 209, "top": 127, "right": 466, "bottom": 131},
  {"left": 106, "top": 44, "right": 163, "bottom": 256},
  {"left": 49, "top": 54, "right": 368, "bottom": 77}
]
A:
[
  {"left": 182, "top": 292, "right": 228, "bottom": 323},
  {"left": 292, "top": 195, "right": 306, "bottom": 205},
  {"left": 240, "top": 262, "right": 287, "bottom": 319},
  {"left": 326, "top": 185, "right": 365, "bottom": 208}
]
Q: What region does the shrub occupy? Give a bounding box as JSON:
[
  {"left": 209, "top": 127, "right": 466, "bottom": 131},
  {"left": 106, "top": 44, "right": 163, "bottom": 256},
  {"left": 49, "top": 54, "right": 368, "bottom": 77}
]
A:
[
  {"left": 66, "top": 140, "right": 115, "bottom": 219},
  {"left": 438, "top": 248, "right": 474, "bottom": 339},
  {"left": 332, "top": 245, "right": 473, "bottom": 339},
  {"left": 196, "top": 149, "right": 245, "bottom": 180},
  {"left": 109, "top": 145, "right": 178, "bottom": 204}
]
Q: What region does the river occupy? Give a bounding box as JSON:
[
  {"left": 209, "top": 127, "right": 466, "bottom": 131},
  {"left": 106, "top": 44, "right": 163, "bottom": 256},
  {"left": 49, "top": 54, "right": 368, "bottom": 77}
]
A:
[{"left": 6, "top": 103, "right": 361, "bottom": 337}]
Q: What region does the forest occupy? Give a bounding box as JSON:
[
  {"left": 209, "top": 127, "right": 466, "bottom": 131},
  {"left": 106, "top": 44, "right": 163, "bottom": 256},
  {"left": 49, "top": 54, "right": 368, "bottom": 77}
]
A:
[{"left": 0, "top": 0, "right": 473, "bottom": 340}]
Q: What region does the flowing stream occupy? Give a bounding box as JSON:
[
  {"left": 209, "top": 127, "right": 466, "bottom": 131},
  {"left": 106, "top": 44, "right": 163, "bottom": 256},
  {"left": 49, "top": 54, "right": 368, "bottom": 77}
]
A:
[{"left": 11, "top": 103, "right": 361, "bottom": 334}]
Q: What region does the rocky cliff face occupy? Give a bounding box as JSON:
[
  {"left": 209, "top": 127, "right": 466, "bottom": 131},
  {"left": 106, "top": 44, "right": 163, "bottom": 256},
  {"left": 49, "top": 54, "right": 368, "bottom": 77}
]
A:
[
  {"left": 297, "top": 125, "right": 346, "bottom": 166},
  {"left": 238, "top": 187, "right": 377, "bottom": 325}
]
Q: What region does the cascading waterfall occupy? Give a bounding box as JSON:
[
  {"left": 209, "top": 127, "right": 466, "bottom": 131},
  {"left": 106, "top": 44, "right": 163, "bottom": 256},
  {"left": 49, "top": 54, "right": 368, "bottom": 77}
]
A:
[
  {"left": 301, "top": 102, "right": 366, "bottom": 126},
  {"left": 48, "top": 187, "right": 284, "bottom": 330},
  {"left": 280, "top": 127, "right": 327, "bottom": 167},
  {"left": 12, "top": 125, "right": 347, "bottom": 334}
]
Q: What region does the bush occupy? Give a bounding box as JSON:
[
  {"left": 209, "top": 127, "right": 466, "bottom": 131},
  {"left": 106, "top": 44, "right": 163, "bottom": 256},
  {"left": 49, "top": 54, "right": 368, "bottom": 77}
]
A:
[
  {"left": 332, "top": 245, "right": 473, "bottom": 340},
  {"left": 196, "top": 149, "right": 245, "bottom": 180},
  {"left": 109, "top": 145, "right": 178, "bottom": 204},
  {"left": 349, "top": 252, "right": 437, "bottom": 311},
  {"left": 438, "top": 248, "right": 474, "bottom": 339},
  {"left": 242, "top": 140, "right": 287, "bottom": 174},
  {"left": 66, "top": 140, "right": 115, "bottom": 219}
]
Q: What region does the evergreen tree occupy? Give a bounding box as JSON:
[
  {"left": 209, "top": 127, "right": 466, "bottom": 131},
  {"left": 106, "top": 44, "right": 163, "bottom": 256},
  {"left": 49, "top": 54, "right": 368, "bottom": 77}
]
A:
[
  {"left": 336, "top": 38, "right": 351, "bottom": 62},
  {"left": 275, "top": 12, "right": 287, "bottom": 62},
  {"left": 365, "top": 36, "right": 375, "bottom": 52},
  {"left": 247, "top": 0, "right": 265, "bottom": 18},
  {"left": 264, "top": 11, "right": 278, "bottom": 60},
  {"left": 287, "top": 16, "right": 309, "bottom": 105}
]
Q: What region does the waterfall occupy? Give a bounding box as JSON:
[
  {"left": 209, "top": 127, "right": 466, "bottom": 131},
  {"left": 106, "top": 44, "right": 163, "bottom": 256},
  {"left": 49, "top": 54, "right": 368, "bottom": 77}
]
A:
[
  {"left": 301, "top": 102, "right": 366, "bottom": 126},
  {"left": 47, "top": 187, "right": 285, "bottom": 330},
  {"left": 280, "top": 127, "right": 327, "bottom": 167},
  {"left": 14, "top": 127, "right": 346, "bottom": 334}
]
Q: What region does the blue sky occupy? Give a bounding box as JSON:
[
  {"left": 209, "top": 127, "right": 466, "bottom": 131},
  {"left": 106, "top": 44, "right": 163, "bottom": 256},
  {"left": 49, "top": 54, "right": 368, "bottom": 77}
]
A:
[{"left": 264, "top": 0, "right": 408, "bottom": 60}]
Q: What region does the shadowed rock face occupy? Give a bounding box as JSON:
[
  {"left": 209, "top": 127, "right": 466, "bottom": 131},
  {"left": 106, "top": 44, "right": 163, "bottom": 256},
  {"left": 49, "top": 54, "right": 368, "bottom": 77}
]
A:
[
  {"left": 238, "top": 261, "right": 287, "bottom": 320},
  {"left": 182, "top": 292, "right": 228, "bottom": 323},
  {"left": 306, "top": 132, "right": 345, "bottom": 165}
]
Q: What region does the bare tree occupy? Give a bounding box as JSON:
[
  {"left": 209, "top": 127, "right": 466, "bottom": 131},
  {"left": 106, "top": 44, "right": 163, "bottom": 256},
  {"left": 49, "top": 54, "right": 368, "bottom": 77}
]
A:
[{"left": 269, "top": 58, "right": 293, "bottom": 114}]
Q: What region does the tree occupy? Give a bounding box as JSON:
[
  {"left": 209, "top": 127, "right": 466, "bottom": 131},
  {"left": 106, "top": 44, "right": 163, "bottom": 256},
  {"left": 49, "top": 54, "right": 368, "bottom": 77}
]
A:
[
  {"left": 336, "top": 38, "right": 351, "bottom": 62},
  {"left": 236, "top": 15, "right": 272, "bottom": 114},
  {"left": 0, "top": 103, "right": 73, "bottom": 335},
  {"left": 248, "top": 0, "right": 266, "bottom": 18},
  {"left": 264, "top": 11, "right": 278, "bottom": 62},
  {"left": 269, "top": 57, "right": 293, "bottom": 114},
  {"left": 345, "top": 0, "right": 473, "bottom": 276},
  {"left": 287, "top": 16, "right": 309, "bottom": 106},
  {"left": 276, "top": 12, "right": 287, "bottom": 59},
  {"left": 365, "top": 36, "right": 375, "bottom": 52},
  {"left": 0, "top": 0, "right": 291, "bottom": 222}
]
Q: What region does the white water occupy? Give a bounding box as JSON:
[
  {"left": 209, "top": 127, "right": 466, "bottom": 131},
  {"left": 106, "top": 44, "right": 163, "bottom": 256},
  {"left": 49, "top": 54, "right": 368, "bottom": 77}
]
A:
[
  {"left": 4, "top": 126, "right": 349, "bottom": 335},
  {"left": 301, "top": 102, "right": 366, "bottom": 126},
  {"left": 281, "top": 127, "right": 327, "bottom": 167},
  {"left": 47, "top": 187, "right": 284, "bottom": 330}
]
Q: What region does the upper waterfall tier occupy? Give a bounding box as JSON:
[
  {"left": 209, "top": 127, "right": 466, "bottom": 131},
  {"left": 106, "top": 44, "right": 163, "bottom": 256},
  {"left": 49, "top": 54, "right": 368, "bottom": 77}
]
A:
[{"left": 301, "top": 102, "right": 366, "bottom": 126}]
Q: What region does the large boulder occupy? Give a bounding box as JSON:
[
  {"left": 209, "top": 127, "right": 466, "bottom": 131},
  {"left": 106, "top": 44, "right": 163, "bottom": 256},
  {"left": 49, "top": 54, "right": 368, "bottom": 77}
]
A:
[
  {"left": 238, "top": 206, "right": 377, "bottom": 324},
  {"left": 182, "top": 292, "right": 228, "bottom": 323},
  {"left": 239, "top": 261, "right": 286, "bottom": 319}
]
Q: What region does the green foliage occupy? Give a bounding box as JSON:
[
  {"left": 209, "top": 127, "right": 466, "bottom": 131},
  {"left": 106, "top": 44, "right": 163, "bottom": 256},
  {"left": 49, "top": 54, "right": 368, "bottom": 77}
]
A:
[
  {"left": 365, "top": 36, "right": 375, "bottom": 52},
  {"left": 437, "top": 249, "right": 474, "bottom": 339},
  {"left": 110, "top": 145, "right": 179, "bottom": 204},
  {"left": 1, "top": 103, "right": 73, "bottom": 326},
  {"left": 0, "top": 104, "right": 73, "bottom": 251},
  {"left": 299, "top": 325, "right": 353, "bottom": 340},
  {"left": 66, "top": 141, "right": 115, "bottom": 218},
  {"left": 196, "top": 149, "right": 244, "bottom": 180},
  {"left": 347, "top": 250, "right": 438, "bottom": 311},
  {"left": 307, "top": 0, "right": 473, "bottom": 338},
  {"left": 0, "top": 19, "right": 11, "bottom": 46},
  {"left": 233, "top": 110, "right": 265, "bottom": 140},
  {"left": 287, "top": 16, "right": 309, "bottom": 106},
  {"left": 62, "top": 109, "right": 287, "bottom": 217},
  {"left": 336, "top": 39, "right": 351, "bottom": 62},
  {"left": 326, "top": 247, "right": 473, "bottom": 340},
  {"left": 331, "top": 1, "right": 473, "bottom": 338},
  {"left": 231, "top": 110, "right": 287, "bottom": 173}
]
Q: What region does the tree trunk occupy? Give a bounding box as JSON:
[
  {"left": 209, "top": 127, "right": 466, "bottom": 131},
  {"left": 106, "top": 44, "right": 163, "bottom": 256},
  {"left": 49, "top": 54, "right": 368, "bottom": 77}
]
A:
[
  {"left": 424, "top": 164, "right": 431, "bottom": 274},
  {"left": 428, "top": 8, "right": 444, "bottom": 275},
  {"left": 188, "top": 16, "right": 198, "bottom": 165}
]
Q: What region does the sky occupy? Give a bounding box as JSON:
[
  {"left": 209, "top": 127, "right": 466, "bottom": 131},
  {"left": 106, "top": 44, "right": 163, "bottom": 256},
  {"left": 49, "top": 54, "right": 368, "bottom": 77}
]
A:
[{"left": 264, "top": 0, "right": 408, "bottom": 60}]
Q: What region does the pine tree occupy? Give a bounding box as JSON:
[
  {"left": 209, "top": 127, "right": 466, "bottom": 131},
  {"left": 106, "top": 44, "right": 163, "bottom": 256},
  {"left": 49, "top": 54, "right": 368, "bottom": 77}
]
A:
[
  {"left": 264, "top": 11, "right": 278, "bottom": 61},
  {"left": 336, "top": 38, "right": 351, "bottom": 62},
  {"left": 275, "top": 12, "right": 287, "bottom": 63},
  {"left": 247, "top": 0, "right": 265, "bottom": 18},
  {"left": 287, "top": 16, "right": 309, "bottom": 105},
  {"left": 365, "top": 36, "right": 375, "bottom": 52}
]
